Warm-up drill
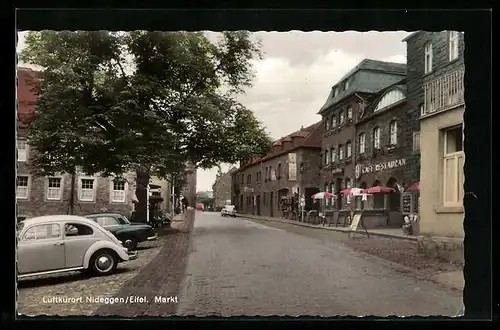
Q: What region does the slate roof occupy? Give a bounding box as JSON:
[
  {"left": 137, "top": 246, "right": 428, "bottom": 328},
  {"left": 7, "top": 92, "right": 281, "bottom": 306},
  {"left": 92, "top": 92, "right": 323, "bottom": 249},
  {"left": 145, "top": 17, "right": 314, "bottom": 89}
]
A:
[
  {"left": 236, "top": 121, "right": 323, "bottom": 172},
  {"left": 318, "top": 59, "right": 407, "bottom": 114}
]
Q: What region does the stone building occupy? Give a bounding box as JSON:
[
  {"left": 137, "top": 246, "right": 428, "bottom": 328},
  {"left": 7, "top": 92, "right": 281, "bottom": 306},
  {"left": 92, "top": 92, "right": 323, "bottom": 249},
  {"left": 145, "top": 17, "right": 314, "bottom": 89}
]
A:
[
  {"left": 16, "top": 67, "right": 136, "bottom": 219},
  {"left": 404, "top": 31, "right": 465, "bottom": 264},
  {"left": 318, "top": 59, "right": 407, "bottom": 221},
  {"left": 353, "top": 79, "right": 420, "bottom": 228},
  {"left": 212, "top": 167, "right": 237, "bottom": 208},
  {"left": 232, "top": 122, "right": 323, "bottom": 218}
]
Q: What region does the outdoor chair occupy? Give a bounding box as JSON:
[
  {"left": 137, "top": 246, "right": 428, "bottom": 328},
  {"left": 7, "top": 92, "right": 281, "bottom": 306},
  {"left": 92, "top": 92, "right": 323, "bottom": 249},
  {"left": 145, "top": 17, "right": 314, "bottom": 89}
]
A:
[{"left": 323, "top": 210, "right": 334, "bottom": 226}]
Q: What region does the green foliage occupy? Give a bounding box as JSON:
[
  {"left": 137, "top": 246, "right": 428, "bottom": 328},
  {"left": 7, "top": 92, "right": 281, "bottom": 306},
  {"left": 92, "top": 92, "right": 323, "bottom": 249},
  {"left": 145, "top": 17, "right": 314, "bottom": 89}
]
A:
[{"left": 21, "top": 31, "right": 271, "bottom": 179}]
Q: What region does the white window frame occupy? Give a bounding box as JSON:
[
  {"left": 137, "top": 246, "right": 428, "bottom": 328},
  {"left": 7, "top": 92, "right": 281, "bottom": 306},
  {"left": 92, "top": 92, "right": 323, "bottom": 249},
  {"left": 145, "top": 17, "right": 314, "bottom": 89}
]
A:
[
  {"left": 16, "top": 175, "right": 31, "bottom": 200},
  {"left": 389, "top": 121, "right": 398, "bottom": 145},
  {"left": 17, "top": 138, "right": 29, "bottom": 162},
  {"left": 110, "top": 177, "right": 128, "bottom": 203},
  {"left": 449, "top": 31, "right": 459, "bottom": 61},
  {"left": 346, "top": 141, "right": 352, "bottom": 158},
  {"left": 339, "top": 145, "right": 344, "bottom": 160},
  {"left": 331, "top": 115, "right": 337, "bottom": 127},
  {"left": 359, "top": 133, "right": 366, "bottom": 154},
  {"left": 46, "top": 176, "right": 64, "bottom": 201},
  {"left": 339, "top": 111, "right": 345, "bottom": 124},
  {"left": 325, "top": 149, "right": 330, "bottom": 165},
  {"left": 413, "top": 132, "right": 420, "bottom": 151},
  {"left": 442, "top": 125, "right": 464, "bottom": 207},
  {"left": 424, "top": 43, "right": 433, "bottom": 74},
  {"left": 347, "top": 106, "right": 352, "bottom": 120},
  {"left": 325, "top": 117, "right": 330, "bottom": 131},
  {"left": 78, "top": 175, "right": 96, "bottom": 202},
  {"left": 330, "top": 147, "right": 336, "bottom": 163},
  {"left": 373, "top": 127, "right": 381, "bottom": 149}
]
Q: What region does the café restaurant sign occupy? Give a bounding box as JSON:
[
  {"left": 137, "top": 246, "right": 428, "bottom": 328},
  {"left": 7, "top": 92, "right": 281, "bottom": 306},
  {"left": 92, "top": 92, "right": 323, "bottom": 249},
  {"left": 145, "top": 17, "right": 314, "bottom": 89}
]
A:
[{"left": 355, "top": 158, "right": 406, "bottom": 179}]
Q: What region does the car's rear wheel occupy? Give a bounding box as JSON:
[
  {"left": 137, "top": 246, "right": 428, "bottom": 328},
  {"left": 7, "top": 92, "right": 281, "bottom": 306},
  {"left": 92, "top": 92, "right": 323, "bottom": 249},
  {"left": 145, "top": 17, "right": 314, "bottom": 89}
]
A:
[{"left": 90, "top": 249, "right": 118, "bottom": 276}]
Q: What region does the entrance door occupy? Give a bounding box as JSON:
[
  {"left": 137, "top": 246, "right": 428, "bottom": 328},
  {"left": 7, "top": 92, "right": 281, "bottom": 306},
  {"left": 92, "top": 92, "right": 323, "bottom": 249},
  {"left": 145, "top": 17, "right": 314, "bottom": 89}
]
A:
[
  {"left": 256, "top": 195, "right": 261, "bottom": 216},
  {"left": 270, "top": 192, "right": 274, "bottom": 217}
]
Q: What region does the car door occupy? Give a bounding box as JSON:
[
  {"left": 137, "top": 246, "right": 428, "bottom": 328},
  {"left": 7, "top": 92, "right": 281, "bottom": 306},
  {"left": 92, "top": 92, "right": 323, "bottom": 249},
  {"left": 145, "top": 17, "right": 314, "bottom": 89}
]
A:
[
  {"left": 63, "top": 222, "right": 100, "bottom": 268},
  {"left": 18, "top": 223, "right": 65, "bottom": 274}
]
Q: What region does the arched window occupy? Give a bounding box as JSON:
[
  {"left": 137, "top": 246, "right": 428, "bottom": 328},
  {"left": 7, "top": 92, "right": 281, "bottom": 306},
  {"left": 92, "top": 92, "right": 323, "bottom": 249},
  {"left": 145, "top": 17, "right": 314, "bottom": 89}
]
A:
[
  {"left": 389, "top": 121, "right": 398, "bottom": 145},
  {"left": 374, "top": 89, "right": 406, "bottom": 112},
  {"left": 373, "top": 127, "right": 381, "bottom": 149},
  {"left": 359, "top": 132, "right": 366, "bottom": 153}
]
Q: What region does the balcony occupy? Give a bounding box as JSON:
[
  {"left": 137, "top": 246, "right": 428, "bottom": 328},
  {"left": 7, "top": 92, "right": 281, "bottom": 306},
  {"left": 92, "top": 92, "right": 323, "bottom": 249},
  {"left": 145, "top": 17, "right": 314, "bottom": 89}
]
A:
[{"left": 422, "top": 68, "right": 464, "bottom": 117}]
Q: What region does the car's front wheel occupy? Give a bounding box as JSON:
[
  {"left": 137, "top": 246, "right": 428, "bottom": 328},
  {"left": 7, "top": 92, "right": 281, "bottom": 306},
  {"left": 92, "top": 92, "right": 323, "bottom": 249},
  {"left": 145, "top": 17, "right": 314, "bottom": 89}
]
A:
[{"left": 90, "top": 249, "right": 118, "bottom": 276}]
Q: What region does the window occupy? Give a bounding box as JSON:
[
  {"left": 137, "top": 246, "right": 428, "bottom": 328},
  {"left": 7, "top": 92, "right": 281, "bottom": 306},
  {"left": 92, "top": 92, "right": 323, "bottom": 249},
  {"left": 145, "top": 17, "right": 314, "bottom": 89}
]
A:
[
  {"left": 344, "top": 79, "right": 350, "bottom": 90},
  {"left": 331, "top": 115, "right": 336, "bottom": 128},
  {"left": 65, "top": 223, "right": 94, "bottom": 237},
  {"left": 269, "top": 166, "right": 273, "bottom": 180},
  {"left": 263, "top": 192, "right": 267, "bottom": 205},
  {"left": 389, "top": 121, "right": 398, "bottom": 145},
  {"left": 424, "top": 43, "right": 433, "bottom": 74},
  {"left": 324, "top": 150, "right": 329, "bottom": 165},
  {"left": 325, "top": 117, "right": 330, "bottom": 131},
  {"left": 374, "top": 89, "right": 406, "bottom": 112},
  {"left": 46, "top": 177, "right": 63, "bottom": 200},
  {"left": 256, "top": 171, "right": 260, "bottom": 183},
  {"left": 373, "top": 127, "right": 381, "bottom": 149},
  {"left": 247, "top": 174, "right": 251, "bottom": 184},
  {"left": 79, "top": 178, "right": 95, "bottom": 201},
  {"left": 443, "top": 125, "right": 464, "bottom": 206},
  {"left": 111, "top": 180, "right": 126, "bottom": 203},
  {"left": 325, "top": 149, "right": 330, "bottom": 165},
  {"left": 277, "top": 163, "right": 282, "bottom": 179},
  {"left": 23, "top": 224, "right": 61, "bottom": 241},
  {"left": 413, "top": 132, "right": 420, "bottom": 151},
  {"left": 420, "top": 104, "right": 425, "bottom": 116},
  {"left": 449, "top": 31, "right": 459, "bottom": 61},
  {"left": 339, "top": 111, "right": 345, "bottom": 124},
  {"left": 329, "top": 182, "right": 335, "bottom": 206},
  {"left": 241, "top": 174, "right": 244, "bottom": 184},
  {"left": 334, "top": 87, "right": 339, "bottom": 97},
  {"left": 339, "top": 144, "right": 344, "bottom": 160},
  {"left": 359, "top": 133, "right": 366, "bottom": 154},
  {"left": 324, "top": 183, "right": 329, "bottom": 205},
  {"left": 346, "top": 141, "right": 352, "bottom": 158},
  {"left": 94, "top": 216, "right": 119, "bottom": 227},
  {"left": 330, "top": 147, "right": 336, "bottom": 163},
  {"left": 16, "top": 176, "right": 29, "bottom": 199},
  {"left": 17, "top": 139, "right": 28, "bottom": 162},
  {"left": 347, "top": 106, "right": 352, "bottom": 120}
]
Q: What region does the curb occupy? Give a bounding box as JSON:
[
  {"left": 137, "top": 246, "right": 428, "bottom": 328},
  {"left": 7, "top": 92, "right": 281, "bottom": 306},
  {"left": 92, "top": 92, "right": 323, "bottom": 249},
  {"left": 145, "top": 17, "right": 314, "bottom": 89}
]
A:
[{"left": 237, "top": 214, "right": 417, "bottom": 241}]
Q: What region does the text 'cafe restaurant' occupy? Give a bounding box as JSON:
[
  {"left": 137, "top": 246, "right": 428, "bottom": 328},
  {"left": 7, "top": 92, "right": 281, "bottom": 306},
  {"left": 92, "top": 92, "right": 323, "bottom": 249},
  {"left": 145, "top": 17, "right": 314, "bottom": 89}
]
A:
[{"left": 351, "top": 157, "right": 419, "bottom": 229}]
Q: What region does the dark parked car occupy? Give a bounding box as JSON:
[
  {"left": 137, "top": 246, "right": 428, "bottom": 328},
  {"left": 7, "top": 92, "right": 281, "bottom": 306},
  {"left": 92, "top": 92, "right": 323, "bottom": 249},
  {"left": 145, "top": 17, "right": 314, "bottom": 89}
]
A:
[{"left": 85, "top": 213, "right": 157, "bottom": 251}]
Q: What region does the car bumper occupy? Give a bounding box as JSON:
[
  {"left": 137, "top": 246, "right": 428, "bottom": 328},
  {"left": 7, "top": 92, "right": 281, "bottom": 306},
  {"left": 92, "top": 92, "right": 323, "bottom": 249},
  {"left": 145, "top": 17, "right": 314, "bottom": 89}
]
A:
[
  {"left": 146, "top": 233, "right": 158, "bottom": 241},
  {"left": 128, "top": 251, "right": 138, "bottom": 260}
]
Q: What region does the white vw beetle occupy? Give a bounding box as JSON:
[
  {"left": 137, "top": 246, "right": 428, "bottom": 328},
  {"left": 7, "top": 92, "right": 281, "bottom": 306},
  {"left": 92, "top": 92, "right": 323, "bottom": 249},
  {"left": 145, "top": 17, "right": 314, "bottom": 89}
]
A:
[{"left": 17, "top": 215, "right": 137, "bottom": 279}]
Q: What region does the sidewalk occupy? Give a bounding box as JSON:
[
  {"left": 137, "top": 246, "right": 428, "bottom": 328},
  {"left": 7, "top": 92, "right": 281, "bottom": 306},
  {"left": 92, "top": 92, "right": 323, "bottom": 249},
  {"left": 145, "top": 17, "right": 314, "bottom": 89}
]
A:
[{"left": 238, "top": 213, "right": 418, "bottom": 241}]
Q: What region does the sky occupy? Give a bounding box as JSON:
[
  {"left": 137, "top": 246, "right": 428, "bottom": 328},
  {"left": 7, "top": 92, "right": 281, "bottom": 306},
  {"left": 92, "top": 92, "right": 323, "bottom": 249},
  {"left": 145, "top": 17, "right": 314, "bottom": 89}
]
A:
[{"left": 17, "top": 30, "right": 410, "bottom": 192}]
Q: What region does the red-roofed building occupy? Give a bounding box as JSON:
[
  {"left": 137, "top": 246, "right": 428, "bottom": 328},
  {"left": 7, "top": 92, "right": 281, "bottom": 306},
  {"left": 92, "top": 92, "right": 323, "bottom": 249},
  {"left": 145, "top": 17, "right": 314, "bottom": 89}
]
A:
[{"left": 231, "top": 122, "right": 323, "bottom": 218}]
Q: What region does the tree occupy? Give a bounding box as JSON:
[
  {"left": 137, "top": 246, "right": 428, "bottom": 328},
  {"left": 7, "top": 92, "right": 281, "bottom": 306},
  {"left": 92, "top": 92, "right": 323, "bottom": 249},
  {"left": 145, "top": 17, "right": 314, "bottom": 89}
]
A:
[{"left": 20, "top": 31, "right": 272, "bottom": 220}]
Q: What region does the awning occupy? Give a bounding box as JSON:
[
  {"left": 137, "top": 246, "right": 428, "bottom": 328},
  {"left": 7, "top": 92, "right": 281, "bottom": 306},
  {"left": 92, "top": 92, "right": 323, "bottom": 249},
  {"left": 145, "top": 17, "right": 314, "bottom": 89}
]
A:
[{"left": 408, "top": 181, "right": 420, "bottom": 192}]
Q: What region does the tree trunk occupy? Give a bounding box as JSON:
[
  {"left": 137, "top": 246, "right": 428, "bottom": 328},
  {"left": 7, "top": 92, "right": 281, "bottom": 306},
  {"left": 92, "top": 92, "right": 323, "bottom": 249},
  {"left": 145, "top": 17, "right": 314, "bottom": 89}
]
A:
[
  {"left": 135, "top": 166, "right": 150, "bottom": 223},
  {"left": 68, "top": 172, "right": 76, "bottom": 215}
]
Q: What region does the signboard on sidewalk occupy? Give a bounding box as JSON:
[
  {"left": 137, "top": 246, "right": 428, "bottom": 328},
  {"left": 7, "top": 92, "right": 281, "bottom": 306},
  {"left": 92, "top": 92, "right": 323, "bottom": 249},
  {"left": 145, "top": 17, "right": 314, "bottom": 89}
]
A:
[{"left": 349, "top": 214, "right": 361, "bottom": 231}]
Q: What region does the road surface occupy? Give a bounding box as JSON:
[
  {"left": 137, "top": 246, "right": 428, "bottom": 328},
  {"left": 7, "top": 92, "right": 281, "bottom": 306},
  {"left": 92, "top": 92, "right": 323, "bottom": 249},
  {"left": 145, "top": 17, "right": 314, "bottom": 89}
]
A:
[{"left": 176, "top": 211, "right": 463, "bottom": 317}]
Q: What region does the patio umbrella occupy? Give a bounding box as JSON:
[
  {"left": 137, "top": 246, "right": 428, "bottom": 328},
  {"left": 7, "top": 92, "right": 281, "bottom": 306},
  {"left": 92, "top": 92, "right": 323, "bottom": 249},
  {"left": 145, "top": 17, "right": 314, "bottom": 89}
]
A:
[
  {"left": 312, "top": 191, "right": 336, "bottom": 199},
  {"left": 408, "top": 181, "right": 420, "bottom": 192},
  {"left": 364, "top": 185, "right": 395, "bottom": 194},
  {"left": 340, "top": 187, "right": 365, "bottom": 195}
]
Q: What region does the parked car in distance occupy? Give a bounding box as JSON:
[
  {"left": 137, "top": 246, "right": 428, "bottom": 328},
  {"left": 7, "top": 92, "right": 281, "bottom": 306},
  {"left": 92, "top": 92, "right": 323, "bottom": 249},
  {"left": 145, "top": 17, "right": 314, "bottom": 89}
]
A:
[
  {"left": 221, "top": 205, "right": 237, "bottom": 217},
  {"left": 84, "top": 212, "right": 157, "bottom": 251},
  {"left": 17, "top": 215, "right": 137, "bottom": 279},
  {"left": 196, "top": 203, "right": 205, "bottom": 211}
]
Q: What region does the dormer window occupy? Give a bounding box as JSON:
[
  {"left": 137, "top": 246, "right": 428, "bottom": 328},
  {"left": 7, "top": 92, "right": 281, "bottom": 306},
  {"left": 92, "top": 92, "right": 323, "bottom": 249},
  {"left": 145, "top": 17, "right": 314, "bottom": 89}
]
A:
[
  {"left": 334, "top": 87, "right": 339, "bottom": 97},
  {"left": 325, "top": 117, "right": 330, "bottom": 131}
]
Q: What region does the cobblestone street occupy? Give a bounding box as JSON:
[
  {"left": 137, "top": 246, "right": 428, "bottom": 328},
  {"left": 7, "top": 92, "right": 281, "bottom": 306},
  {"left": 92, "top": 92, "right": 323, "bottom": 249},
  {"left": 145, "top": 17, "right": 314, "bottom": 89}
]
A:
[{"left": 176, "top": 212, "right": 463, "bottom": 317}]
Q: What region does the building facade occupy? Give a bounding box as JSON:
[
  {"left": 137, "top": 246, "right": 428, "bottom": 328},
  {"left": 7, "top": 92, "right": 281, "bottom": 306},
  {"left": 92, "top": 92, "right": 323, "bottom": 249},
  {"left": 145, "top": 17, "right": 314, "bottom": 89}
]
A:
[
  {"left": 212, "top": 167, "right": 237, "bottom": 208},
  {"left": 318, "top": 59, "right": 409, "bottom": 225},
  {"left": 232, "top": 122, "right": 323, "bottom": 218},
  {"left": 405, "top": 31, "right": 465, "bottom": 264}
]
